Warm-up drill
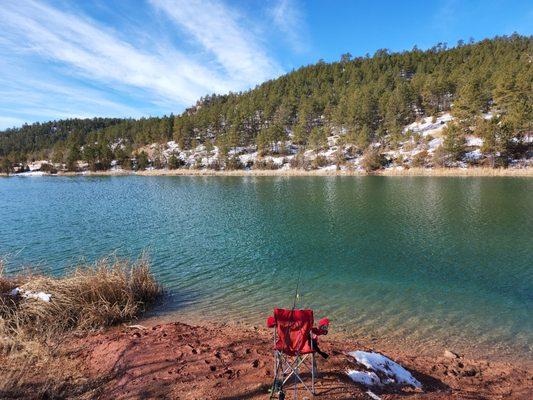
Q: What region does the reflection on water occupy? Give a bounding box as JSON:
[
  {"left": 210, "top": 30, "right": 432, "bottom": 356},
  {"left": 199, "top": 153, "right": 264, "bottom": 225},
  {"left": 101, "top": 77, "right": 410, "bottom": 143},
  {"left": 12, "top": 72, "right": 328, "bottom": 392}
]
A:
[{"left": 1, "top": 175, "right": 532, "bottom": 358}]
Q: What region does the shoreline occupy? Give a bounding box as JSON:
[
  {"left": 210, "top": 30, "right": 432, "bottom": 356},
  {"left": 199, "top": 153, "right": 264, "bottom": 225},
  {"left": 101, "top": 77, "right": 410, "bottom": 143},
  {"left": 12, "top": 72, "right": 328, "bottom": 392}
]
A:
[
  {"left": 3, "top": 166, "right": 533, "bottom": 178},
  {"left": 32, "top": 319, "right": 531, "bottom": 399},
  {"left": 139, "top": 312, "right": 532, "bottom": 367}
]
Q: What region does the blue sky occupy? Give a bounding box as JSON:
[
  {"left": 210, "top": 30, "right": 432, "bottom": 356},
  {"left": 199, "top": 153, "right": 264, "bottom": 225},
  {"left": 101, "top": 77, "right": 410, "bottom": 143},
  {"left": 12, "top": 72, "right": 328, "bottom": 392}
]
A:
[{"left": 0, "top": 0, "right": 531, "bottom": 129}]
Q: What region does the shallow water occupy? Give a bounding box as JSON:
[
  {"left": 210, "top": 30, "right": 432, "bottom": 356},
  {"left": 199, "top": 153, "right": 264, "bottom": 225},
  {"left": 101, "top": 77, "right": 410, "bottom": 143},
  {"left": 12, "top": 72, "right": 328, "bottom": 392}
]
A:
[{"left": 1, "top": 176, "right": 531, "bottom": 357}]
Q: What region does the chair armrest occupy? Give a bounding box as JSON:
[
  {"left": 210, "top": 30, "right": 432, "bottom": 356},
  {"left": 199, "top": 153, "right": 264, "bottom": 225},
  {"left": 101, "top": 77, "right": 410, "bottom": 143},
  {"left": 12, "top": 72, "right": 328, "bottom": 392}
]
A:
[
  {"left": 311, "top": 327, "right": 328, "bottom": 336},
  {"left": 266, "top": 315, "right": 276, "bottom": 328}
]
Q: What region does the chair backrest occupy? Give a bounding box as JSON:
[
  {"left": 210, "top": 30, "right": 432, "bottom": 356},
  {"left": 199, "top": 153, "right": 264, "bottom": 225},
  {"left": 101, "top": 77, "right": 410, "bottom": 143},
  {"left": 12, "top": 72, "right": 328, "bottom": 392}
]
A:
[{"left": 274, "top": 308, "right": 314, "bottom": 356}]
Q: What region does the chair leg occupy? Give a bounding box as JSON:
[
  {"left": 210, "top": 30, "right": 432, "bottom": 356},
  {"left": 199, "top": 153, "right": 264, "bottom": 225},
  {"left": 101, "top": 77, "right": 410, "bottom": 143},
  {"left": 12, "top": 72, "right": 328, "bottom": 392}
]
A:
[
  {"left": 270, "top": 351, "right": 285, "bottom": 400},
  {"left": 311, "top": 353, "right": 316, "bottom": 395}
]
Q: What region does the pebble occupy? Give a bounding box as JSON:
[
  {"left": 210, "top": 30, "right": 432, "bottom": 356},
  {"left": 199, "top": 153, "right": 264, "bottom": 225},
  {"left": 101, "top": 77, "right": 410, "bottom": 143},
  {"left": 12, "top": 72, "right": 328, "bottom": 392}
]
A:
[{"left": 444, "top": 349, "right": 460, "bottom": 359}]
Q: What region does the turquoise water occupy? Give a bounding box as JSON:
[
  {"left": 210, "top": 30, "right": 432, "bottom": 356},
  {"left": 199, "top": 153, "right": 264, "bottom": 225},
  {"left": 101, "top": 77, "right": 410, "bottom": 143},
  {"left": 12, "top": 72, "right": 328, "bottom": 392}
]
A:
[{"left": 0, "top": 176, "right": 531, "bottom": 357}]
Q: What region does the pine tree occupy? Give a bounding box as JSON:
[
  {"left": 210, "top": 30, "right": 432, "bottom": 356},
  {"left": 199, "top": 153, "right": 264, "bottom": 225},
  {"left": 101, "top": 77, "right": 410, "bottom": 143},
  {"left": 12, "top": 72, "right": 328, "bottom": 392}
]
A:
[
  {"left": 136, "top": 151, "right": 149, "bottom": 170},
  {"left": 168, "top": 154, "right": 182, "bottom": 169},
  {"left": 443, "top": 122, "right": 466, "bottom": 161},
  {"left": 309, "top": 126, "right": 327, "bottom": 151},
  {"left": 452, "top": 78, "right": 489, "bottom": 126}
]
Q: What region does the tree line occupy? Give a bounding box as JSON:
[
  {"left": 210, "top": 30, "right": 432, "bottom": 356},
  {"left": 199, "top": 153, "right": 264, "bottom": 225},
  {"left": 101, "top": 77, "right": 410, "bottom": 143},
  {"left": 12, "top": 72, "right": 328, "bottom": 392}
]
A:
[{"left": 1, "top": 34, "right": 531, "bottom": 173}]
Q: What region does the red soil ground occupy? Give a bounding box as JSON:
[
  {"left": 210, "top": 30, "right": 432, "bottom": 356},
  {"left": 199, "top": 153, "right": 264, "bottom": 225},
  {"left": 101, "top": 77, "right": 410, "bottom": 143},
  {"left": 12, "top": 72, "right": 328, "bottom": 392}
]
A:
[{"left": 65, "top": 321, "right": 531, "bottom": 399}]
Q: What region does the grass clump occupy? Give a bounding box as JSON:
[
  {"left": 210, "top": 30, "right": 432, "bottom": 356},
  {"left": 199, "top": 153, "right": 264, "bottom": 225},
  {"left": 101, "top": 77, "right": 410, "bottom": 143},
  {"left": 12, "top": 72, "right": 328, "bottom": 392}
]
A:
[
  {"left": 0, "top": 256, "right": 162, "bottom": 398},
  {"left": 0, "top": 256, "right": 162, "bottom": 340}
]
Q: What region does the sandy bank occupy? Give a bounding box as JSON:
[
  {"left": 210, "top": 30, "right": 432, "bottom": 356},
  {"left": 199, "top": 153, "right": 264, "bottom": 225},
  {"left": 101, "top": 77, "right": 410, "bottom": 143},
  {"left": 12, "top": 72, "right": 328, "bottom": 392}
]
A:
[
  {"left": 8, "top": 166, "right": 529, "bottom": 178},
  {"left": 4, "top": 321, "right": 530, "bottom": 399}
]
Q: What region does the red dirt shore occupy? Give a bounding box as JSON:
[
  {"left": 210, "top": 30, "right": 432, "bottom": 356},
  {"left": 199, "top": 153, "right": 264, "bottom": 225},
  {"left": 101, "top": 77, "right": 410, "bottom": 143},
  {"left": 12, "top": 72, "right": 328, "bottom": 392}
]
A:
[{"left": 60, "top": 321, "right": 531, "bottom": 399}]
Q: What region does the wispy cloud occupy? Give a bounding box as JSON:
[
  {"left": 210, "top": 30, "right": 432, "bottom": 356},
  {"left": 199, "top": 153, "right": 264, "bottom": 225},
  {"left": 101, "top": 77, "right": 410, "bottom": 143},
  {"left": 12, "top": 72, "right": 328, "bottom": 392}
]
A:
[
  {"left": 0, "top": 0, "right": 285, "bottom": 128},
  {"left": 268, "top": 0, "right": 309, "bottom": 53},
  {"left": 0, "top": 0, "right": 233, "bottom": 105},
  {"left": 0, "top": 116, "right": 26, "bottom": 130},
  {"left": 150, "top": 0, "right": 283, "bottom": 84}
]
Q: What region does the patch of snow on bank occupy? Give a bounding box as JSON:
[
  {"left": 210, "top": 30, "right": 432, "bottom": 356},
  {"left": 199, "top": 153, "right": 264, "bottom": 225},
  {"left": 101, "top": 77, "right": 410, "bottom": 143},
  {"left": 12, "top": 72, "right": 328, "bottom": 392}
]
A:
[
  {"left": 428, "top": 138, "right": 443, "bottom": 152},
  {"left": 10, "top": 287, "right": 51, "bottom": 302},
  {"left": 465, "top": 149, "right": 483, "bottom": 161},
  {"left": 346, "top": 370, "right": 381, "bottom": 386},
  {"left": 270, "top": 156, "right": 286, "bottom": 166},
  {"left": 17, "top": 171, "right": 46, "bottom": 176},
  {"left": 239, "top": 152, "right": 258, "bottom": 165},
  {"left": 404, "top": 113, "right": 452, "bottom": 137},
  {"left": 466, "top": 136, "right": 483, "bottom": 147},
  {"left": 347, "top": 351, "right": 421, "bottom": 389}
]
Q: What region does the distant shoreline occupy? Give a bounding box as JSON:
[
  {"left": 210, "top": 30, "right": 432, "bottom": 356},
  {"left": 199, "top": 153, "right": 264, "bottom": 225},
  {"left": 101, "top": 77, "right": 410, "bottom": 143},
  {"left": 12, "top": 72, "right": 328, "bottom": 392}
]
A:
[{"left": 2, "top": 167, "right": 533, "bottom": 178}]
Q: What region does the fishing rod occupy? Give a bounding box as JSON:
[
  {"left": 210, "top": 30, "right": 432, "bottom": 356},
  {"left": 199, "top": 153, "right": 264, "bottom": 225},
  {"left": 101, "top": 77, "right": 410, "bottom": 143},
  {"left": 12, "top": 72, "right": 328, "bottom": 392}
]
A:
[
  {"left": 291, "top": 263, "right": 303, "bottom": 311},
  {"left": 269, "top": 264, "right": 304, "bottom": 400}
]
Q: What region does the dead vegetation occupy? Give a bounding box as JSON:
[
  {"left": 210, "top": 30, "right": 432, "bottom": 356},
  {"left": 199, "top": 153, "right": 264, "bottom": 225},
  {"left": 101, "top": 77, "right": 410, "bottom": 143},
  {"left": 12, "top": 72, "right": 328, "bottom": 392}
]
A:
[{"left": 0, "top": 256, "right": 162, "bottom": 399}]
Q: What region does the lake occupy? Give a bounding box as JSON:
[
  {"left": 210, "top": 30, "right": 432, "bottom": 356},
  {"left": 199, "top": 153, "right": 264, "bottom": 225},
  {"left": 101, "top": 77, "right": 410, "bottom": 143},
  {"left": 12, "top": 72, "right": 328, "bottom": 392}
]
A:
[{"left": 1, "top": 175, "right": 531, "bottom": 358}]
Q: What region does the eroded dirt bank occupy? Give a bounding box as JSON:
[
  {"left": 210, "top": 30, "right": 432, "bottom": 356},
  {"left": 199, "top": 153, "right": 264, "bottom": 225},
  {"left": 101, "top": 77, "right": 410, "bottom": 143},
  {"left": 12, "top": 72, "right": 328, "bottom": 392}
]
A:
[{"left": 46, "top": 321, "right": 533, "bottom": 399}]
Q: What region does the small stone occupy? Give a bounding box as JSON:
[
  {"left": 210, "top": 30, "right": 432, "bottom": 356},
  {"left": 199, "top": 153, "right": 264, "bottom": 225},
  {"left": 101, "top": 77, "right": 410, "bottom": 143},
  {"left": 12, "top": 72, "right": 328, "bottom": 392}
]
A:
[
  {"left": 210, "top": 365, "right": 217, "bottom": 372},
  {"left": 252, "top": 359, "right": 259, "bottom": 368},
  {"left": 444, "top": 349, "right": 460, "bottom": 359}
]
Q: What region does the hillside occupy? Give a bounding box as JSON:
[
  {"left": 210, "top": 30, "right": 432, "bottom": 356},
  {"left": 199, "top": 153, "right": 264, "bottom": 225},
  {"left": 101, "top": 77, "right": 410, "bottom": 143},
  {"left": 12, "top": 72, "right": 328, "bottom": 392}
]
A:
[{"left": 1, "top": 35, "right": 531, "bottom": 174}]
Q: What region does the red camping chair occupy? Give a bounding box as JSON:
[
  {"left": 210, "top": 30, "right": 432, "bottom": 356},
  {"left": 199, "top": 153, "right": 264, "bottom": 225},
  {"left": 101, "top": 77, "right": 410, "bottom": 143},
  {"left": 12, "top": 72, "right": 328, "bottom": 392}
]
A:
[{"left": 266, "top": 308, "right": 330, "bottom": 399}]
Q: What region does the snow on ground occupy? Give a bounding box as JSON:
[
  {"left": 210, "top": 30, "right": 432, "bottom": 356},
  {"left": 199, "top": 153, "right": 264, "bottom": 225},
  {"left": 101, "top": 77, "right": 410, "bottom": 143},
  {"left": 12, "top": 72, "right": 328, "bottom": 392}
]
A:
[
  {"left": 9, "top": 113, "right": 528, "bottom": 175},
  {"left": 466, "top": 136, "right": 483, "bottom": 147},
  {"left": 347, "top": 350, "right": 422, "bottom": 389},
  {"left": 28, "top": 161, "right": 45, "bottom": 171},
  {"left": 464, "top": 149, "right": 483, "bottom": 161},
  {"left": 238, "top": 152, "right": 258, "bottom": 165},
  {"left": 10, "top": 287, "right": 51, "bottom": 302},
  {"left": 346, "top": 370, "right": 381, "bottom": 386},
  {"left": 17, "top": 171, "right": 46, "bottom": 176},
  {"left": 404, "top": 113, "right": 452, "bottom": 137},
  {"left": 427, "top": 137, "right": 443, "bottom": 152},
  {"left": 320, "top": 146, "right": 339, "bottom": 158},
  {"left": 270, "top": 156, "right": 286, "bottom": 166},
  {"left": 327, "top": 135, "right": 340, "bottom": 147}
]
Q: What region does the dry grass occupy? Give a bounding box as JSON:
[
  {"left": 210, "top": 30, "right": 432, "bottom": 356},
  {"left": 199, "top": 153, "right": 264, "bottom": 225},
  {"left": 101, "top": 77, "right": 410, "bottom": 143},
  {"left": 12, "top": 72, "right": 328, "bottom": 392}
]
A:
[
  {"left": 54, "top": 166, "right": 533, "bottom": 177},
  {"left": 0, "top": 256, "right": 162, "bottom": 399},
  {"left": 380, "top": 167, "right": 533, "bottom": 177},
  {"left": 0, "top": 256, "right": 161, "bottom": 340}
]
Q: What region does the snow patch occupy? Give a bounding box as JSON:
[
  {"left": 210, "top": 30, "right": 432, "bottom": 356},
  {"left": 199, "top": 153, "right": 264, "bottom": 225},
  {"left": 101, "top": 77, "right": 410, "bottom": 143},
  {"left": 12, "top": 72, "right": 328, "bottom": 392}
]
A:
[
  {"left": 347, "top": 351, "right": 421, "bottom": 389},
  {"left": 427, "top": 138, "right": 443, "bottom": 152},
  {"left": 404, "top": 113, "right": 452, "bottom": 137},
  {"left": 346, "top": 370, "right": 381, "bottom": 386},
  {"left": 17, "top": 171, "right": 46, "bottom": 176},
  {"left": 465, "top": 149, "right": 483, "bottom": 161},
  {"left": 9, "top": 287, "right": 51, "bottom": 302},
  {"left": 466, "top": 136, "right": 483, "bottom": 147}
]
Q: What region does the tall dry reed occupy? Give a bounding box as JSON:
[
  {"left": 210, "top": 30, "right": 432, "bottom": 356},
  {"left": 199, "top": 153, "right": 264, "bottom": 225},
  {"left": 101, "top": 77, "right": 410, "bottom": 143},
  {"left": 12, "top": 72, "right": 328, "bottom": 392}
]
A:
[{"left": 0, "top": 256, "right": 162, "bottom": 340}]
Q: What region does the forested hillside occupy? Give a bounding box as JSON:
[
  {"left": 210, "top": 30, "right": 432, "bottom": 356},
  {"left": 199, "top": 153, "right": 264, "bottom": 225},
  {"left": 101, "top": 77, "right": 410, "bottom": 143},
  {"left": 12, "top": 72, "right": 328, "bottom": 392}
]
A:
[{"left": 1, "top": 35, "right": 531, "bottom": 173}]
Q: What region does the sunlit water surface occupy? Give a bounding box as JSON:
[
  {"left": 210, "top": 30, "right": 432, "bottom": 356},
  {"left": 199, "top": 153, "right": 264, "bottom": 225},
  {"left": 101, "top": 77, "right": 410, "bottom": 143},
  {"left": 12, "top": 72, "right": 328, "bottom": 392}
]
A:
[{"left": 1, "top": 176, "right": 531, "bottom": 358}]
